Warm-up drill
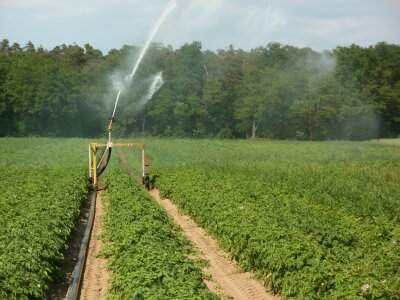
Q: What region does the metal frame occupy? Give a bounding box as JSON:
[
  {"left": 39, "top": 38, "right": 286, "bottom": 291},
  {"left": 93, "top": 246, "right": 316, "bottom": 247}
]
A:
[{"left": 88, "top": 142, "right": 147, "bottom": 187}]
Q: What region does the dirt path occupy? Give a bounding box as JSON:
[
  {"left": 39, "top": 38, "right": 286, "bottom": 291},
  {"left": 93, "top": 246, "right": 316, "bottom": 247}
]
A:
[
  {"left": 117, "top": 149, "right": 278, "bottom": 299},
  {"left": 79, "top": 191, "right": 109, "bottom": 300},
  {"left": 150, "top": 189, "right": 278, "bottom": 300}
]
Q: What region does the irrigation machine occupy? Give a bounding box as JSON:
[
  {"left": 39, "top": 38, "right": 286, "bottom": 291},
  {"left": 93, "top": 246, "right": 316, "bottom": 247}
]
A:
[{"left": 88, "top": 117, "right": 150, "bottom": 189}]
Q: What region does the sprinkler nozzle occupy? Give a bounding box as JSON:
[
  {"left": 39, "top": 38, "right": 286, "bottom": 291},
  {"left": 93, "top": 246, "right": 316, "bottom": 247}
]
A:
[{"left": 107, "top": 117, "right": 115, "bottom": 132}]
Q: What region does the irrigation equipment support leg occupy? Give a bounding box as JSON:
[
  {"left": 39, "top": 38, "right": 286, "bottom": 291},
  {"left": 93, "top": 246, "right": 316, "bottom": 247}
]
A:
[
  {"left": 142, "top": 148, "right": 145, "bottom": 179},
  {"left": 90, "top": 144, "right": 98, "bottom": 187},
  {"left": 88, "top": 144, "right": 92, "bottom": 179}
]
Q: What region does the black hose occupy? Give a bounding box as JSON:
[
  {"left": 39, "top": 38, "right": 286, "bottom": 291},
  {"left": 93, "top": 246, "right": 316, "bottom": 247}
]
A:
[
  {"left": 66, "top": 187, "right": 97, "bottom": 300},
  {"left": 96, "top": 147, "right": 112, "bottom": 177}
]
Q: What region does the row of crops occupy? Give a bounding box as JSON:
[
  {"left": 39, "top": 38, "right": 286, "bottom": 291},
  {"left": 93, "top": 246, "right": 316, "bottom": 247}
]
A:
[
  {"left": 122, "top": 138, "right": 400, "bottom": 299},
  {"left": 2, "top": 137, "right": 399, "bottom": 299},
  {"left": 101, "top": 165, "right": 216, "bottom": 299},
  {"left": 0, "top": 138, "right": 217, "bottom": 299},
  {"left": 0, "top": 138, "right": 88, "bottom": 299}
]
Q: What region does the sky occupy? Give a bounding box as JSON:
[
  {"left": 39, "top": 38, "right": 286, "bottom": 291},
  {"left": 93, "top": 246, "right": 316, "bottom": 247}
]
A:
[{"left": 1, "top": 0, "right": 399, "bottom": 54}]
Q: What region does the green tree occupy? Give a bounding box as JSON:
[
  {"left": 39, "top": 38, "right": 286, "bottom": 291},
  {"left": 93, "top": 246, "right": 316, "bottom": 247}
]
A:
[
  {"left": 215, "top": 45, "right": 244, "bottom": 137},
  {"left": 235, "top": 64, "right": 269, "bottom": 138}
]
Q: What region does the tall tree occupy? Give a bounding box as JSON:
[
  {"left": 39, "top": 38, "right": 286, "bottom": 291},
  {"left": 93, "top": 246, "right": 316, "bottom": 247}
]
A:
[{"left": 235, "top": 63, "right": 269, "bottom": 138}]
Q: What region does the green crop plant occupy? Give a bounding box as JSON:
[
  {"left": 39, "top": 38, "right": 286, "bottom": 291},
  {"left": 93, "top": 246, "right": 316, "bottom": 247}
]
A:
[
  {"left": 2, "top": 137, "right": 400, "bottom": 299},
  {"left": 0, "top": 138, "right": 88, "bottom": 299},
  {"left": 121, "top": 138, "right": 400, "bottom": 299},
  {"left": 101, "top": 165, "right": 217, "bottom": 299}
]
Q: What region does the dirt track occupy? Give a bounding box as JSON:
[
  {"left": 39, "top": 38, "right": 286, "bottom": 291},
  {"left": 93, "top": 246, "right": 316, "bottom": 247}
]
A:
[
  {"left": 150, "top": 189, "right": 279, "bottom": 300},
  {"left": 79, "top": 191, "right": 109, "bottom": 300},
  {"left": 118, "top": 149, "right": 278, "bottom": 300},
  {"left": 76, "top": 150, "right": 278, "bottom": 299}
]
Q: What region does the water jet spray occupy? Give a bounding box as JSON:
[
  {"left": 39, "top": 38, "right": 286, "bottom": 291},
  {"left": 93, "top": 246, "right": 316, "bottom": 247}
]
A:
[
  {"left": 139, "top": 72, "right": 164, "bottom": 106},
  {"left": 111, "top": 0, "right": 175, "bottom": 120},
  {"left": 89, "top": 0, "right": 176, "bottom": 187}
]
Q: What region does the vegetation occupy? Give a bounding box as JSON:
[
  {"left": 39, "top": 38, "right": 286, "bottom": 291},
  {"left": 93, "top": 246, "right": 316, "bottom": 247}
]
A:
[
  {"left": 0, "top": 39, "right": 399, "bottom": 139},
  {"left": 122, "top": 138, "right": 400, "bottom": 299},
  {"left": 0, "top": 138, "right": 88, "bottom": 299},
  {"left": 101, "top": 165, "right": 216, "bottom": 299},
  {"left": 1, "top": 136, "right": 399, "bottom": 298},
  {"left": 0, "top": 138, "right": 218, "bottom": 299}
]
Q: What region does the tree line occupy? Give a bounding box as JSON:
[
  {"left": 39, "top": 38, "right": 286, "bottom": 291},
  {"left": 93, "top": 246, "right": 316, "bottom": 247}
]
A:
[{"left": 0, "top": 38, "right": 399, "bottom": 140}]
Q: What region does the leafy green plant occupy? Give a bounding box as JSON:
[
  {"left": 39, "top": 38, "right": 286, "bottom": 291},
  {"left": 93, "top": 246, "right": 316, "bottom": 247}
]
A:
[
  {"left": 121, "top": 138, "right": 400, "bottom": 299},
  {"left": 0, "top": 138, "right": 88, "bottom": 299},
  {"left": 101, "top": 167, "right": 217, "bottom": 299}
]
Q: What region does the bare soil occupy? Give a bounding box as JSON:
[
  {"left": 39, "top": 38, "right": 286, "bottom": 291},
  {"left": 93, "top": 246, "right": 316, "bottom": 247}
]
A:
[
  {"left": 118, "top": 150, "right": 280, "bottom": 300},
  {"left": 118, "top": 148, "right": 278, "bottom": 299},
  {"left": 150, "top": 189, "right": 279, "bottom": 300},
  {"left": 79, "top": 191, "right": 109, "bottom": 300}
]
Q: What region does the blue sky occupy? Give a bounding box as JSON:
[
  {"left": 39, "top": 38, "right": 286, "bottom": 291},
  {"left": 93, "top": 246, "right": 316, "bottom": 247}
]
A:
[{"left": 1, "top": 0, "right": 399, "bottom": 53}]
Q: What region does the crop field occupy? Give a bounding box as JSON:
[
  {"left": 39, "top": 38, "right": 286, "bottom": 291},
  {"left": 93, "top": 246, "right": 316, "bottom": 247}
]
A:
[
  {"left": 2, "top": 1, "right": 400, "bottom": 299},
  {"left": 1, "top": 137, "right": 399, "bottom": 299},
  {"left": 101, "top": 163, "right": 216, "bottom": 299},
  {"left": 122, "top": 138, "right": 400, "bottom": 299},
  {"left": 0, "top": 138, "right": 88, "bottom": 299},
  {"left": 0, "top": 138, "right": 216, "bottom": 299}
]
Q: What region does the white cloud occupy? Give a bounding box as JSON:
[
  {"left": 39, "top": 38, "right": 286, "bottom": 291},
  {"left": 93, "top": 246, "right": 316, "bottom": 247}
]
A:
[
  {"left": 1, "top": 0, "right": 93, "bottom": 19},
  {"left": 0, "top": 0, "right": 399, "bottom": 52},
  {"left": 297, "top": 18, "right": 362, "bottom": 36},
  {"left": 0, "top": 0, "right": 52, "bottom": 8},
  {"left": 240, "top": 6, "right": 287, "bottom": 36},
  {"left": 173, "top": 0, "right": 224, "bottom": 30}
]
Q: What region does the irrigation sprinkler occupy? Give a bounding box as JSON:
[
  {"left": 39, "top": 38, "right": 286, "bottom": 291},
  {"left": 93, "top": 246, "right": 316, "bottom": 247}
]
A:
[
  {"left": 88, "top": 0, "right": 175, "bottom": 189},
  {"left": 88, "top": 117, "right": 150, "bottom": 189},
  {"left": 67, "top": 3, "right": 174, "bottom": 298}
]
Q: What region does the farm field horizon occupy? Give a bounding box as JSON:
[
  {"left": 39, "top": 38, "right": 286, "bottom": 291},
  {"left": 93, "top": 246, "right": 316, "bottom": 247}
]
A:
[
  {"left": 1, "top": 137, "right": 399, "bottom": 299},
  {"left": 2, "top": 0, "right": 399, "bottom": 299}
]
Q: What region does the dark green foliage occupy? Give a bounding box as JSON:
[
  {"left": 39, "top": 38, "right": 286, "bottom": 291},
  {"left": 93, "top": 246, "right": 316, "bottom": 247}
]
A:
[
  {"left": 156, "top": 166, "right": 400, "bottom": 298},
  {"left": 122, "top": 138, "right": 400, "bottom": 299},
  {"left": 0, "top": 138, "right": 88, "bottom": 299},
  {"left": 102, "top": 168, "right": 217, "bottom": 299},
  {"left": 0, "top": 39, "right": 399, "bottom": 139}
]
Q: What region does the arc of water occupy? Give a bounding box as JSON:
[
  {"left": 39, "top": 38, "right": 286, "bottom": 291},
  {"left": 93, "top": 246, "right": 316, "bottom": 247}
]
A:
[
  {"left": 112, "top": 90, "right": 122, "bottom": 119},
  {"left": 129, "top": 1, "right": 176, "bottom": 79},
  {"left": 111, "top": 0, "right": 176, "bottom": 118},
  {"left": 140, "top": 72, "right": 164, "bottom": 105}
]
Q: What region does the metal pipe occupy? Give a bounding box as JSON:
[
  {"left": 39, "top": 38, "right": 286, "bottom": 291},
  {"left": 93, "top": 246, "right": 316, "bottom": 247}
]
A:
[
  {"left": 107, "top": 117, "right": 115, "bottom": 143},
  {"left": 66, "top": 187, "right": 97, "bottom": 300}
]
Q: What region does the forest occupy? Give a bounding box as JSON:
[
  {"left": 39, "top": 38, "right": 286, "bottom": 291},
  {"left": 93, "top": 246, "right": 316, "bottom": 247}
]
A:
[{"left": 0, "top": 38, "right": 399, "bottom": 140}]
